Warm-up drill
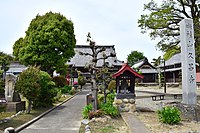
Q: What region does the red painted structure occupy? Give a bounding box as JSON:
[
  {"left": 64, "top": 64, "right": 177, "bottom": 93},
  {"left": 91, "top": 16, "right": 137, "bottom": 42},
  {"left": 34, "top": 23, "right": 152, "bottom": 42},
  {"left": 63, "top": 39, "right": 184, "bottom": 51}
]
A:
[{"left": 113, "top": 63, "right": 144, "bottom": 99}]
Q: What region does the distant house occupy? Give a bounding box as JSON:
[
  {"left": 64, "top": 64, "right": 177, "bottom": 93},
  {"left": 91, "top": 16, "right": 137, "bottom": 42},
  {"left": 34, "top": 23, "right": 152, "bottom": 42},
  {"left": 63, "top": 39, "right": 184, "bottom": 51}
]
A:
[
  {"left": 132, "top": 58, "right": 158, "bottom": 83},
  {"left": 158, "top": 53, "right": 200, "bottom": 83},
  {"left": 67, "top": 45, "right": 124, "bottom": 77},
  {"left": 6, "top": 61, "right": 27, "bottom": 75}
]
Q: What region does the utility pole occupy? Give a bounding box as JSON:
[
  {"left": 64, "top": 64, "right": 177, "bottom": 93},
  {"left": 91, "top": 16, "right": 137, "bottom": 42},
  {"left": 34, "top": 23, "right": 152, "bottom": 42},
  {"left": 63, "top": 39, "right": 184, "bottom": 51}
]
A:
[{"left": 163, "top": 60, "right": 166, "bottom": 93}]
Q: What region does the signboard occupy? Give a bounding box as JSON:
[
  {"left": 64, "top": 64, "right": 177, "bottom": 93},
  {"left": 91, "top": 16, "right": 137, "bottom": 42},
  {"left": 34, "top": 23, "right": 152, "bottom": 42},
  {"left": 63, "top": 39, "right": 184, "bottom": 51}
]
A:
[{"left": 180, "top": 18, "right": 197, "bottom": 105}]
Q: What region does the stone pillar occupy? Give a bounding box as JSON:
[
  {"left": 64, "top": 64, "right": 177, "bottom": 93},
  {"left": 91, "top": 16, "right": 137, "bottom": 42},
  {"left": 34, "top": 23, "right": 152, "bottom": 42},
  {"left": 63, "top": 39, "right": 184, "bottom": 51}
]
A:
[
  {"left": 180, "top": 18, "right": 197, "bottom": 105},
  {"left": 5, "top": 74, "right": 17, "bottom": 102}
]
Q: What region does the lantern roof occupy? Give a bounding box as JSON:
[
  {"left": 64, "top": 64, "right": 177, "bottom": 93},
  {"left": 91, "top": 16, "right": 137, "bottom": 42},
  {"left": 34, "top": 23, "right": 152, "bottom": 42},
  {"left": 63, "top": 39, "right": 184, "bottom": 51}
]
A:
[{"left": 112, "top": 63, "right": 144, "bottom": 78}]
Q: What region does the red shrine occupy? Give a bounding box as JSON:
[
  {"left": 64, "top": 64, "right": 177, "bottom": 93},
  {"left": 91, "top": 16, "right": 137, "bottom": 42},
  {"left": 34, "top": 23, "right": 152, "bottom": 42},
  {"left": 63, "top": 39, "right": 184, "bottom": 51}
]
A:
[{"left": 113, "top": 63, "right": 144, "bottom": 99}]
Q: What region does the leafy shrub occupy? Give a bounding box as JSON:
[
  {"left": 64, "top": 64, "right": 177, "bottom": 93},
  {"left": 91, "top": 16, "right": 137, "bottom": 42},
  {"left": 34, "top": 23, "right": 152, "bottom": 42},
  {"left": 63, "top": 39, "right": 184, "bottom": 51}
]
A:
[
  {"left": 106, "top": 93, "right": 116, "bottom": 104},
  {"left": 15, "top": 66, "right": 41, "bottom": 113},
  {"left": 108, "top": 80, "right": 116, "bottom": 91},
  {"left": 52, "top": 76, "right": 66, "bottom": 87},
  {"left": 98, "top": 94, "right": 104, "bottom": 104},
  {"left": 53, "top": 89, "right": 62, "bottom": 101},
  {"left": 15, "top": 66, "right": 57, "bottom": 112},
  {"left": 69, "top": 88, "right": 77, "bottom": 95},
  {"left": 100, "top": 103, "right": 119, "bottom": 118},
  {"left": 33, "top": 71, "right": 57, "bottom": 108},
  {"left": 61, "top": 85, "right": 72, "bottom": 94},
  {"left": 157, "top": 106, "right": 181, "bottom": 125},
  {"left": 82, "top": 104, "right": 92, "bottom": 119}
]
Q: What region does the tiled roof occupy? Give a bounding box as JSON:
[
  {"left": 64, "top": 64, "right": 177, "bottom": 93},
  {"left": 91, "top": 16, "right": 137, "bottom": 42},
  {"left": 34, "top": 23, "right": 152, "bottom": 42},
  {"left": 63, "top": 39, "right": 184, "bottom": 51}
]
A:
[
  {"left": 6, "top": 61, "right": 28, "bottom": 74},
  {"left": 132, "top": 58, "right": 157, "bottom": 74},
  {"left": 159, "top": 53, "right": 181, "bottom": 67},
  {"left": 67, "top": 45, "right": 123, "bottom": 67},
  {"left": 112, "top": 63, "right": 144, "bottom": 78}
]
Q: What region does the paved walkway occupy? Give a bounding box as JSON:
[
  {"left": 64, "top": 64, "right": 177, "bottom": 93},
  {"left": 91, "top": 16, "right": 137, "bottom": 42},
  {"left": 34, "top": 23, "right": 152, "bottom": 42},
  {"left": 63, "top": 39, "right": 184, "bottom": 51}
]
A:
[
  {"left": 121, "top": 113, "right": 151, "bottom": 133},
  {"left": 19, "top": 89, "right": 90, "bottom": 133}
]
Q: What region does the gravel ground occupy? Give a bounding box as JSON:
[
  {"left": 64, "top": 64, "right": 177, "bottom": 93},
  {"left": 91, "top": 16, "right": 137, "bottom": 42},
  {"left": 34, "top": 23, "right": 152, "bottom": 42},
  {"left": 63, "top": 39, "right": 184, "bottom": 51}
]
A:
[
  {"left": 135, "top": 86, "right": 200, "bottom": 111},
  {"left": 134, "top": 86, "right": 200, "bottom": 133}
]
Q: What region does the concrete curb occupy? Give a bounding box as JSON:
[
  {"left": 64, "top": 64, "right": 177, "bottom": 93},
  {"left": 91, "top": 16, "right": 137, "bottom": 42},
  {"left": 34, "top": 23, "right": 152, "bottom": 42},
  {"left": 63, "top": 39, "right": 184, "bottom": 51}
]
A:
[{"left": 14, "top": 91, "right": 81, "bottom": 133}]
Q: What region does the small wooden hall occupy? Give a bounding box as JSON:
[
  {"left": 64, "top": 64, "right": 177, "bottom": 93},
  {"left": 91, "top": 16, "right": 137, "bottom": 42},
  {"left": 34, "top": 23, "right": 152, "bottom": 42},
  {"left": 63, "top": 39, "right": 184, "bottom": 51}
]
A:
[{"left": 113, "top": 63, "right": 144, "bottom": 99}]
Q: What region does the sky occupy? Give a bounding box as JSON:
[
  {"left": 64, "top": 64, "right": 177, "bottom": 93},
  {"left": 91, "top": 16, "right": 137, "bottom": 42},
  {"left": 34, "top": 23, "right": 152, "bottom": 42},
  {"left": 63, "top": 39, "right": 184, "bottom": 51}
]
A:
[{"left": 0, "top": 0, "right": 162, "bottom": 62}]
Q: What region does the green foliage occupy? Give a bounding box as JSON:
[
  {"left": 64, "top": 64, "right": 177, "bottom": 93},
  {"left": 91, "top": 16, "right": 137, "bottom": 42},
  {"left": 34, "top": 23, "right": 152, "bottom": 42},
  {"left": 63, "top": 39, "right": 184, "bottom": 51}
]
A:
[
  {"left": 60, "top": 85, "right": 72, "bottom": 94},
  {"left": 78, "top": 76, "right": 86, "bottom": 88},
  {"left": 13, "top": 37, "right": 24, "bottom": 60},
  {"left": 151, "top": 56, "right": 162, "bottom": 67},
  {"left": 108, "top": 80, "right": 116, "bottom": 91},
  {"left": 0, "top": 78, "right": 5, "bottom": 94},
  {"left": 69, "top": 88, "right": 77, "bottom": 95},
  {"left": 127, "top": 51, "right": 146, "bottom": 66},
  {"left": 53, "top": 89, "right": 62, "bottom": 102},
  {"left": 15, "top": 66, "right": 57, "bottom": 110},
  {"left": 157, "top": 106, "right": 181, "bottom": 125},
  {"left": 100, "top": 103, "right": 119, "bottom": 118},
  {"left": 0, "top": 52, "right": 13, "bottom": 78},
  {"left": 163, "top": 47, "right": 180, "bottom": 61},
  {"left": 33, "top": 71, "right": 57, "bottom": 108},
  {"left": 98, "top": 94, "right": 104, "bottom": 104},
  {"left": 56, "top": 64, "right": 68, "bottom": 77},
  {"left": 52, "top": 76, "right": 66, "bottom": 87},
  {"left": 138, "top": 0, "right": 200, "bottom": 63},
  {"left": 17, "top": 12, "right": 76, "bottom": 75},
  {"left": 106, "top": 93, "right": 116, "bottom": 104},
  {"left": 82, "top": 104, "right": 92, "bottom": 119},
  {"left": 15, "top": 66, "right": 41, "bottom": 102}
]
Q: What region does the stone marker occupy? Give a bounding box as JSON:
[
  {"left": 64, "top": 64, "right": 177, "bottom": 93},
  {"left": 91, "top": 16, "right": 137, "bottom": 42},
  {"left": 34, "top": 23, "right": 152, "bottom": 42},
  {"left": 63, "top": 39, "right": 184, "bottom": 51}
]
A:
[
  {"left": 5, "top": 74, "right": 17, "bottom": 102},
  {"left": 180, "top": 18, "right": 197, "bottom": 105}
]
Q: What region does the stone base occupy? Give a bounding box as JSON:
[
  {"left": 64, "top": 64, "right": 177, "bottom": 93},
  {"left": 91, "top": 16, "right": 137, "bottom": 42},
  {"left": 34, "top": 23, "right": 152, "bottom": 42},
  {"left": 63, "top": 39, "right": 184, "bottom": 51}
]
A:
[
  {"left": 113, "top": 98, "right": 136, "bottom": 113},
  {"left": 6, "top": 101, "right": 25, "bottom": 113},
  {"left": 174, "top": 103, "right": 200, "bottom": 121}
]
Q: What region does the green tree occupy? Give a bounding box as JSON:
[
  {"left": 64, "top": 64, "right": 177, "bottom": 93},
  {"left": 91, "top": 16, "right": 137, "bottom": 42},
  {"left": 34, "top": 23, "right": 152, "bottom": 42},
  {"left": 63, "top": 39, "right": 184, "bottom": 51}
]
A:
[
  {"left": 15, "top": 66, "right": 56, "bottom": 113},
  {"left": 0, "top": 52, "right": 13, "bottom": 79},
  {"left": 163, "top": 46, "right": 180, "bottom": 60},
  {"left": 55, "top": 64, "right": 68, "bottom": 77},
  {"left": 138, "top": 0, "right": 200, "bottom": 63},
  {"left": 15, "top": 66, "right": 41, "bottom": 113},
  {"left": 127, "top": 51, "right": 146, "bottom": 66},
  {"left": 13, "top": 37, "right": 24, "bottom": 60},
  {"left": 17, "top": 12, "right": 76, "bottom": 76}
]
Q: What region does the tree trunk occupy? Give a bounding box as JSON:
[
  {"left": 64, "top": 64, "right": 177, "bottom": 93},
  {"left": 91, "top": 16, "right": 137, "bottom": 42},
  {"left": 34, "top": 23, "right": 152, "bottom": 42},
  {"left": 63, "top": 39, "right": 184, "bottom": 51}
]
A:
[{"left": 92, "top": 77, "right": 98, "bottom": 111}]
